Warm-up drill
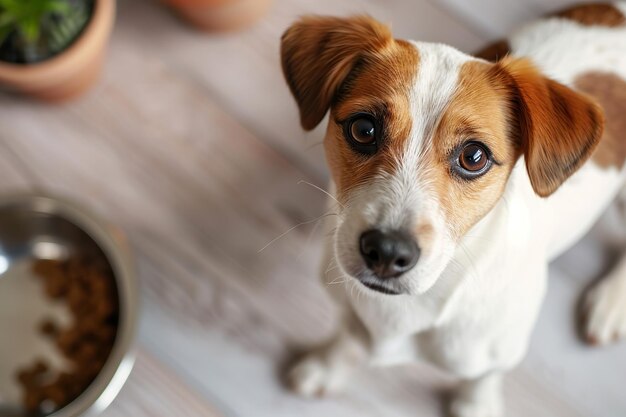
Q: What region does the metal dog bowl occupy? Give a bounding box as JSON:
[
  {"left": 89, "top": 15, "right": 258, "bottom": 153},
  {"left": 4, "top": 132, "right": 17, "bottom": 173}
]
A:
[{"left": 0, "top": 194, "right": 137, "bottom": 417}]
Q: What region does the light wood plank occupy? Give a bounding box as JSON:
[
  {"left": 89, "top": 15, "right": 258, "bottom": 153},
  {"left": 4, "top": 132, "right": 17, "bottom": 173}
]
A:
[{"left": 102, "top": 347, "right": 223, "bottom": 417}]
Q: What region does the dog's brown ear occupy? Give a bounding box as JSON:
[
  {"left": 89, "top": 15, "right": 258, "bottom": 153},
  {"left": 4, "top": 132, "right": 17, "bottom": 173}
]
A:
[
  {"left": 498, "top": 58, "right": 604, "bottom": 197},
  {"left": 280, "top": 15, "right": 392, "bottom": 130}
]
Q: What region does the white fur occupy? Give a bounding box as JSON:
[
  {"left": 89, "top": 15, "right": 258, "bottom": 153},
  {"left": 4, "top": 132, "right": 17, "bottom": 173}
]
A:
[{"left": 289, "top": 6, "right": 626, "bottom": 417}]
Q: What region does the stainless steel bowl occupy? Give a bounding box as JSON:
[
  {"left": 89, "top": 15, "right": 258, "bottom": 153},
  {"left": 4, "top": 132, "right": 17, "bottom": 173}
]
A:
[{"left": 0, "top": 194, "right": 137, "bottom": 417}]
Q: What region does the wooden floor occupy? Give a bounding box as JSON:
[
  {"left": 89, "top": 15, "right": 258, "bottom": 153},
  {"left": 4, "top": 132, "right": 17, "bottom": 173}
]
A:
[{"left": 1, "top": 0, "right": 626, "bottom": 416}]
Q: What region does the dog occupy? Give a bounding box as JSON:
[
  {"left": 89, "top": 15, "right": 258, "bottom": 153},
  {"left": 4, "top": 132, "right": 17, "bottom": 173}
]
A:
[{"left": 280, "top": 3, "right": 626, "bottom": 416}]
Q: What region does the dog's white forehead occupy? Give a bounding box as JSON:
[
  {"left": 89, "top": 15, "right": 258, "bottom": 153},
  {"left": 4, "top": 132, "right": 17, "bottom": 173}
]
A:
[
  {"left": 404, "top": 41, "right": 475, "bottom": 167},
  {"left": 374, "top": 42, "right": 473, "bottom": 229}
]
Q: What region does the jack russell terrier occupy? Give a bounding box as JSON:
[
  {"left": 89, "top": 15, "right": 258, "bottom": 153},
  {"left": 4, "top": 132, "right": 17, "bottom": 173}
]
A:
[{"left": 280, "top": 3, "right": 626, "bottom": 416}]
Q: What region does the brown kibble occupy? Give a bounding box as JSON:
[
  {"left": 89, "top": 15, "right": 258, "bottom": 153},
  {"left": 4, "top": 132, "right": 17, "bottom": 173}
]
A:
[
  {"left": 44, "top": 275, "right": 67, "bottom": 299},
  {"left": 56, "top": 372, "right": 79, "bottom": 394},
  {"left": 42, "top": 383, "right": 66, "bottom": 406},
  {"left": 40, "top": 319, "right": 59, "bottom": 337},
  {"left": 32, "top": 259, "right": 63, "bottom": 277},
  {"left": 67, "top": 287, "right": 88, "bottom": 315},
  {"left": 95, "top": 299, "right": 115, "bottom": 319},
  {"left": 56, "top": 329, "right": 79, "bottom": 355},
  {"left": 76, "top": 317, "right": 99, "bottom": 337},
  {"left": 83, "top": 359, "right": 106, "bottom": 379},
  {"left": 98, "top": 325, "right": 116, "bottom": 342},
  {"left": 90, "top": 273, "right": 110, "bottom": 292},
  {"left": 76, "top": 342, "right": 98, "bottom": 362},
  {"left": 32, "top": 359, "right": 48, "bottom": 375},
  {"left": 23, "top": 390, "right": 42, "bottom": 412},
  {"left": 18, "top": 255, "right": 119, "bottom": 413},
  {"left": 16, "top": 369, "right": 32, "bottom": 385},
  {"left": 66, "top": 257, "right": 88, "bottom": 283}
]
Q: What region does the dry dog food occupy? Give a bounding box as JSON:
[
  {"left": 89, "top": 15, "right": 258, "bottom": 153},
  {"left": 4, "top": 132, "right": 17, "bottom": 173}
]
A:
[{"left": 15, "top": 257, "right": 118, "bottom": 413}]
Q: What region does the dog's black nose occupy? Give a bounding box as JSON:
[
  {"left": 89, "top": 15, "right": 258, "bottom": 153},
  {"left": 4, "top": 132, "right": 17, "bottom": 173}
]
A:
[{"left": 359, "top": 229, "right": 420, "bottom": 279}]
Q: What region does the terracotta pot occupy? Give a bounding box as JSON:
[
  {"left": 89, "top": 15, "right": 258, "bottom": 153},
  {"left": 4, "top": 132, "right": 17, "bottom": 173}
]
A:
[
  {"left": 163, "top": 0, "right": 272, "bottom": 32},
  {"left": 0, "top": 0, "right": 116, "bottom": 102}
]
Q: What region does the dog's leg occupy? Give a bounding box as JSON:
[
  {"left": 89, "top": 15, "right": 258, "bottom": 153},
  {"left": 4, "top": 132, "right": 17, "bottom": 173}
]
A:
[
  {"left": 583, "top": 252, "right": 626, "bottom": 345},
  {"left": 286, "top": 311, "right": 369, "bottom": 397},
  {"left": 450, "top": 372, "right": 504, "bottom": 417}
]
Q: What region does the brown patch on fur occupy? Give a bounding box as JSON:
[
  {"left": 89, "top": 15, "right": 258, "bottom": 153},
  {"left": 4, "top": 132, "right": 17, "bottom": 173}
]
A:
[
  {"left": 552, "top": 3, "right": 625, "bottom": 27},
  {"left": 429, "top": 59, "right": 605, "bottom": 237},
  {"left": 430, "top": 61, "right": 519, "bottom": 237},
  {"left": 281, "top": 15, "right": 420, "bottom": 201},
  {"left": 281, "top": 16, "right": 394, "bottom": 131},
  {"left": 474, "top": 40, "right": 510, "bottom": 63},
  {"left": 498, "top": 58, "right": 604, "bottom": 197},
  {"left": 324, "top": 39, "right": 419, "bottom": 200},
  {"left": 575, "top": 72, "right": 626, "bottom": 170}
]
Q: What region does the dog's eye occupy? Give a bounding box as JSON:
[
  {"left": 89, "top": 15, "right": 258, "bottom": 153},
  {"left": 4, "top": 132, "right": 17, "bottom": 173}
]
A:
[
  {"left": 453, "top": 142, "right": 492, "bottom": 179},
  {"left": 344, "top": 114, "right": 378, "bottom": 154},
  {"left": 350, "top": 118, "right": 376, "bottom": 144},
  {"left": 460, "top": 143, "right": 488, "bottom": 171}
]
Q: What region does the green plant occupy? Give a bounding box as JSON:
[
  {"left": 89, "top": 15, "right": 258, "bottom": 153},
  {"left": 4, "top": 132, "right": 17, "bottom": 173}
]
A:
[{"left": 0, "top": 0, "right": 92, "bottom": 64}]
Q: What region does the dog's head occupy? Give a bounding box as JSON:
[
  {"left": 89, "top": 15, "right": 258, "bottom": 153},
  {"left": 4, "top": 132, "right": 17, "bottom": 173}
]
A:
[{"left": 281, "top": 16, "right": 604, "bottom": 295}]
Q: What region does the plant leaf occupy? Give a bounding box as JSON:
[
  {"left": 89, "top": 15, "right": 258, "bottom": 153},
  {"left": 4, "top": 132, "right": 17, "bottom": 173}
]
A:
[
  {"left": 20, "top": 15, "right": 40, "bottom": 43},
  {"left": 0, "top": 0, "right": 16, "bottom": 10},
  {"left": 47, "top": 1, "right": 71, "bottom": 15},
  {"left": 0, "top": 21, "right": 13, "bottom": 46},
  {"left": 0, "top": 13, "right": 15, "bottom": 27},
  {"left": 0, "top": 0, "right": 85, "bottom": 57}
]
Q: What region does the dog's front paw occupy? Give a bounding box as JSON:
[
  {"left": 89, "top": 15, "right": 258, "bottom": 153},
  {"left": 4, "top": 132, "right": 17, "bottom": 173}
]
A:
[
  {"left": 449, "top": 396, "right": 503, "bottom": 417},
  {"left": 286, "top": 351, "right": 350, "bottom": 397},
  {"left": 583, "top": 274, "right": 626, "bottom": 345}
]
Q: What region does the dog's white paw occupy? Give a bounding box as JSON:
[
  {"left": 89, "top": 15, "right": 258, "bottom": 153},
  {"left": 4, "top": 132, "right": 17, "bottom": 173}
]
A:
[
  {"left": 450, "top": 396, "right": 503, "bottom": 417},
  {"left": 286, "top": 352, "right": 350, "bottom": 397},
  {"left": 584, "top": 274, "right": 626, "bottom": 345}
]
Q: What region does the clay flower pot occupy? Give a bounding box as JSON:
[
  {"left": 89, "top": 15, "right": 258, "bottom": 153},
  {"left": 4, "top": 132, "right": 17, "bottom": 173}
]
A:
[
  {"left": 0, "top": 0, "right": 116, "bottom": 102},
  {"left": 163, "top": 0, "right": 272, "bottom": 32}
]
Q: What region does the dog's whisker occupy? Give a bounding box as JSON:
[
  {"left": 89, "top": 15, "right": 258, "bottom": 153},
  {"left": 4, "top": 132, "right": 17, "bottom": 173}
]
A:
[
  {"left": 257, "top": 211, "right": 336, "bottom": 253},
  {"left": 304, "top": 140, "right": 325, "bottom": 150},
  {"left": 500, "top": 194, "right": 511, "bottom": 215},
  {"left": 325, "top": 264, "right": 340, "bottom": 276},
  {"left": 323, "top": 258, "right": 336, "bottom": 275},
  {"left": 297, "top": 180, "right": 345, "bottom": 209},
  {"left": 447, "top": 253, "right": 481, "bottom": 284},
  {"left": 349, "top": 278, "right": 358, "bottom": 300},
  {"left": 327, "top": 276, "right": 349, "bottom": 286},
  {"left": 297, "top": 213, "right": 325, "bottom": 260},
  {"left": 458, "top": 242, "right": 480, "bottom": 283},
  {"left": 461, "top": 234, "right": 498, "bottom": 244}
]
